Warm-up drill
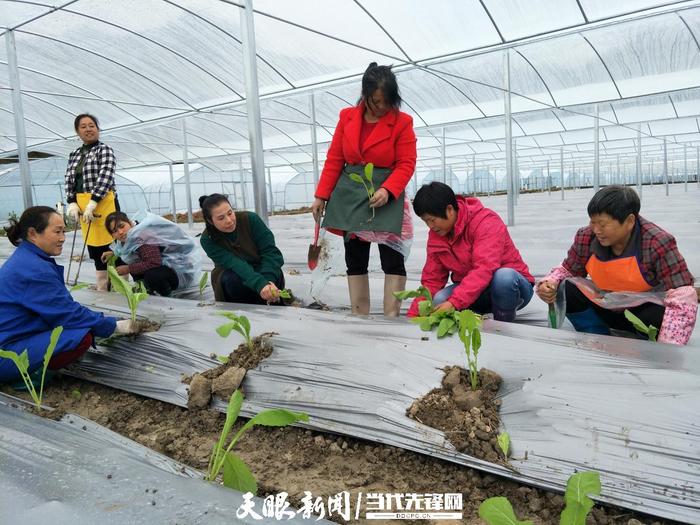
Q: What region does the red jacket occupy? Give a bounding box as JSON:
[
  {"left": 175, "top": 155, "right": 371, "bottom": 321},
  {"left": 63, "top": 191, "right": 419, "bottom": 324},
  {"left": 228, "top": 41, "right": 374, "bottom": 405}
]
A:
[
  {"left": 315, "top": 103, "right": 417, "bottom": 200},
  {"left": 408, "top": 196, "right": 534, "bottom": 316}
]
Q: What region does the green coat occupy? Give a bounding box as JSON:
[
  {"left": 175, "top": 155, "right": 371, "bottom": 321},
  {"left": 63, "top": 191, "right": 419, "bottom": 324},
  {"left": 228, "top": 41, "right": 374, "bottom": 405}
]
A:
[{"left": 200, "top": 212, "right": 284, "bottom": 300}]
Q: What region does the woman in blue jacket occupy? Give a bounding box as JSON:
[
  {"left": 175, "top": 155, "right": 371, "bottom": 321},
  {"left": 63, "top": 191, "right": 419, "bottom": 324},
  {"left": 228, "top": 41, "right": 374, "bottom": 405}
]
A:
[{"left": 0, "top": 206, "right": 136, "bottom": 383}]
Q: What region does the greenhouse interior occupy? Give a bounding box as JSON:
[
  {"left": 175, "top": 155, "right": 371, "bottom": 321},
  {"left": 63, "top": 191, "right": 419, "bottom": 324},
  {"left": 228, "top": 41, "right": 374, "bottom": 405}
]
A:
[{"left": 1, "top": 1, "right": 699, "bottom": 524}]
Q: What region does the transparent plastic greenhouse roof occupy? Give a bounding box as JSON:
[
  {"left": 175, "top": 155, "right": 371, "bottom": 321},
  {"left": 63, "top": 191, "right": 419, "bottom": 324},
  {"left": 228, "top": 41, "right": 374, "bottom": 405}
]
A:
[{"left": 1, "top": 0, "right": 700, "bottom": 172}]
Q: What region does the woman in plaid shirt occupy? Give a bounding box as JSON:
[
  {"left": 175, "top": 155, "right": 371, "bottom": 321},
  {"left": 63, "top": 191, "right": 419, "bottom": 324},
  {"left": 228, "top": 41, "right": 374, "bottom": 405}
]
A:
[
  {"left": 64, "top": 114, "right": 118, "bottom": 291},
  {"left": 536, "top": 185, "right": 697, "bottom": 345}
]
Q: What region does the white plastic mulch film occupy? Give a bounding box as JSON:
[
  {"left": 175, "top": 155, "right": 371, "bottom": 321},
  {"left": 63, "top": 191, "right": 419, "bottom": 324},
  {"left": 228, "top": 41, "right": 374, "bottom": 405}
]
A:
[
  {"left": 42, "top": 289, "right": 700, "bottom": 524},
  {"left": 1, "top": 1, "right": 699, "bottom": 193},
  {"left": 0, "top": 395, "right": 329, "bottom": 524}
]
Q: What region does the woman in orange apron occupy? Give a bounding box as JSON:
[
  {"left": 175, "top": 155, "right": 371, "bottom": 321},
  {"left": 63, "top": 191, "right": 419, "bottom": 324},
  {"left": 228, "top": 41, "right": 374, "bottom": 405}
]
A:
[
  {"left": 64, "top": 114, "right": 118, "bottom": 291},
  {"left": 536, "top": 186, "right": 697, "bottom": 345}
]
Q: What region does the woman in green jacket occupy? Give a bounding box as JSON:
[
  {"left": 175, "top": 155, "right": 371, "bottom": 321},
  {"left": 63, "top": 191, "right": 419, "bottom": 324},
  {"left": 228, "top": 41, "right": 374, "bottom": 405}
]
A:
[{"left": 199, "top": 194, "right": 285, "bottom": 305}]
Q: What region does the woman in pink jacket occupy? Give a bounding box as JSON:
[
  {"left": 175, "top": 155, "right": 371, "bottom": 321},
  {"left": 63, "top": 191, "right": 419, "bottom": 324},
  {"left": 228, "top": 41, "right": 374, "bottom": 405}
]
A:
[{"left": 407, "top": 182, "right": 534, "bottom": 321}]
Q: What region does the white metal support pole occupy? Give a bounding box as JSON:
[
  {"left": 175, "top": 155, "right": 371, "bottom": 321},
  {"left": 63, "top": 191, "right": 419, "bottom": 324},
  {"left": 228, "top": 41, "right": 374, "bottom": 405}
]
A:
[
  {"left": 181, "top": 120, "right": 193, "bottom": 228},
  {"left": 504, "top": 50, "right": 514, "bottom": 226},
  {"left": 560, "top": 147, "right": 565, "bottom": 201},
  {"left": 441, "top": 127, "right": 447, "bottom": 184},
  {"left": 663, "top": 138, "right": 669, "bottom": 197},
  {"left": 309, "top": 93, "right": 319, "bottom": 187},
  {"left": 593, "top": 104, "right": 600, "bottom": 193},
  {"left": 616, "top": 154, "right": 620, "bottom": 185},
  {"left": 239, "top": 156, "right": 247, "bottom": 210},
  {"left": 636, "top": 126, "right": 642, "bottom": 200},
  {"left": 513, "top": 138, "right": 519, "bottom": 204},
  {"left": 684, "top": 144, "right": 688, "bottom": 192},
  {"left": 472, "top": 154, "right": 476, "bottom": 195},
  {"left": 6, "top": 31, "right": 32, "bottom": 209},
  {"left": 168, "top": 163, "right": 177, "bottom": 221},
  {"left": 547, "top": 159, "right": 551, "bottom": 196},
  {"left": 266, "top": 166, "right": 274, "bottom": 212},
  {"left": 240, "top": 0, "right": 269, "bottom": 223}
]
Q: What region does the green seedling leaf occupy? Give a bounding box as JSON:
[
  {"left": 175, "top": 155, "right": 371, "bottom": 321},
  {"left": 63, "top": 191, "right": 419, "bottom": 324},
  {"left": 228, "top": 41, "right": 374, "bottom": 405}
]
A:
[
  {"left": 71, "top": 389, "right": 82, "bottom": 399},
  {"left": 497, "top": 432, "right": 510, "bottom": 458},
  {"left": 222, "top": 452, "right": 257, "bottom": 494},
  {"left": 199, "top": 271, "right": 209, "bottom": 294},
  {"left": 216, "top": 355, "right": 230, "bottom": 364},
  {"left": 418, "top": 300, "right": 432, "bottom": 318},
  {"left": 69, "top": 282, "right": 90, "bottom": 292},
  {"left": 349, "top": 173, "right": 364, "bottom": 184},
  {"left": 560, "top": 471, "right": 601, "bottom": 525},
  {"left": 418, "top": 317, "right": 433, "bottom": 331},
  {"left": 437, "top": 317, "right": 455, "bottom": 338},
  {"left": 216, "top": 323, "right": 235, "bottom": 338},
  {"left": 278, "top": 289, "right": 292, "bottom": 299},
  {"left": 107, "top": 254, "right": 118, "bottom": 268},
  {"left": 478, "top": 497, "right": 533, "bottom": 525},
  {"left": 623, "top": 309, "right": 658, "bottom": 342},
  {"left": 108, "top": 266, "right": 148, "bottom": 322},
  {"left": 647, "top": 325, "right": 658, "bottom": 342},
  {"left": 364, "top": 162, "right": 374, "bottom": 183},
  {"left": 39, "top": 326, "right": 62, "bottom": 404}
]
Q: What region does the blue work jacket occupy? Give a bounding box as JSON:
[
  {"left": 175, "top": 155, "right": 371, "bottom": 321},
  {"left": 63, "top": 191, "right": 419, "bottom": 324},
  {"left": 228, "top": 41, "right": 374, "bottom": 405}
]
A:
[{"left": 0, "top": 241, "right": 116, "bottom": 382}]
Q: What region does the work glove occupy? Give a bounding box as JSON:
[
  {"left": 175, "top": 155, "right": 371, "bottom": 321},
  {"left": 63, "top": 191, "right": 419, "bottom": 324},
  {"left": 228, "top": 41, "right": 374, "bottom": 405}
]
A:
[
  {"left": 114, "top": 319, "right": 137, "bottom": 335},
  {"left": 67, "top": 202, "right": 80, "bottom": 222},
  {"left": 83, "top": 200, "right": 98, "bottom": 223}
]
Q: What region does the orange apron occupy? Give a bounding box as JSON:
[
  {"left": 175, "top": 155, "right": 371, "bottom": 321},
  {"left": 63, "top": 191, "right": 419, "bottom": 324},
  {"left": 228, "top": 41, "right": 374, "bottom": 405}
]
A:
[{"left": 584, "top": 254, "right": 652, "bottom": 293}]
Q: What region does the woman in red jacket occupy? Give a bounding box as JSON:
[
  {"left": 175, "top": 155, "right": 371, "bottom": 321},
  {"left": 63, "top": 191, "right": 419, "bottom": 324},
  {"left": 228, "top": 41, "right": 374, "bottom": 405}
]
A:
[{"left": 311, "top": 63, "right": 417, "bottom": 316}]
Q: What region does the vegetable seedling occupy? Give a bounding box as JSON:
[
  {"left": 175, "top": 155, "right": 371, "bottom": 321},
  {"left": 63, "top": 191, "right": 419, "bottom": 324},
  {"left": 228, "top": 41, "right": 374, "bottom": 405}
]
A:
[
  {"left": 348, "top": 162, "right": 376, "bottom": 222},
  {"left": 0, "top": 326, "right": 63, "bottom": 410},
  {"left": 199, "top": 271, "right": 209, "bottom": 303},
  {"left": 456, "top": 309, "right": 482, "bottom": 391},
  {"left": 624, "top": 309, "right": 658, "bottom": 342},
  {"left": 278, "top": 289, "right": 292, "bottom": 300},
  {"left": 206, "top": 389, "right": 308, "bottom": 494},
  {"left": 497, "top": 432, "right": 510, "bottom": 458},
  {"left": 479, "top": 470, "right": 601, "bottom": 525},
  {"left": 216, "top": 312, "right": 253, "bottom": 351},
  {"left": 107, "top": 265, "right": 149, "bottom": 323}
]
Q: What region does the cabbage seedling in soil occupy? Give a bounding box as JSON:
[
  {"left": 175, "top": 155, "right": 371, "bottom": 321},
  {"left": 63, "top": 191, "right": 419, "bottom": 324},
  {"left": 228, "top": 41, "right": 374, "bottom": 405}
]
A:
[
  {"left": 107, "top": 265, "right": 149, "bottom": 323},
  {"left": 199, "top": 271, "right": 209, "bottom": 303},
  {"left": 206, "top": 389, "right": 308, "bottom": 494},
  {"left": 348, "top": 162, "right": 376, "bottom": 222},
  {"left": 479, "top": 470, "right": 601, "bottom": 525},
  {"left": 0, "top": 326, "right": 63, "bottom": 410},
  {"left": 216, "top": 312, "right": 253, "bottom": 351},
  {"left": 456, "top": 310, "right": 482, "bottom": 391},
  {"left": 497, "top": 432, "right": 510, "bottom": 458},
  {"left": 624, "top": 309, "right": 658, "bottom": 342}
]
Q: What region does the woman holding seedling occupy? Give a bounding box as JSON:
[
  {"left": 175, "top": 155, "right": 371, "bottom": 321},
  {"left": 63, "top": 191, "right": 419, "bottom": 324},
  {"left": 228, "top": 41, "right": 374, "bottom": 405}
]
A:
[
  {"left": 199, "top": 194, "right": 286, "bottom": 305},
  {"left": 102, "top": 211, "right": 201, "bottom": 297},
  {"left": 64, "top": 113, "right": 119, "bottom": 291},
  {"left": 310, "top": 62, "right": 417, "bottom": 317},
  {"left": 536, "top": 185, "right": 697, "bottom": 344},
  {"left": 0, "top": 207, "right": 139, "bottom": 384}
]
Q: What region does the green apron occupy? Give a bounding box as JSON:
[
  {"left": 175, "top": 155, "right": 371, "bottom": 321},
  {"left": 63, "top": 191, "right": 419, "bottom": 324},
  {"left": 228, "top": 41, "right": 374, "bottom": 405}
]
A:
[{"left": 322, "top": 164, "right": 404, "bottom": 235}]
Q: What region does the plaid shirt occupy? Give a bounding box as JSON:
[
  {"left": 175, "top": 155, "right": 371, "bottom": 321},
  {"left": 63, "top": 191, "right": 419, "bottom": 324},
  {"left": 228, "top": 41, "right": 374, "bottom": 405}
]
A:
[
  {"left": 128, "top": 245, "right": 163, "bottom": 277},
  {"left": 65, "top": 141, "right": 116, "bottom": 203},
  {"left": 561, "top": 216, "right": 694, "bottom": 291}
]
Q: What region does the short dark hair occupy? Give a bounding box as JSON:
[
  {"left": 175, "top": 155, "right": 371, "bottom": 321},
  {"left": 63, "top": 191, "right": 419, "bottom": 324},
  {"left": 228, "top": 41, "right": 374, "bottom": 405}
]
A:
[
  {"left": 4, "top": 206, "right": 60, "bottom": 247},
  {"left": 587, "top": 185, "right": 640, "bottom": 223},
  {"left": 412, "top": 182, "right": 458, "bottom": 219},
  {"left": 358, "top": 62, "right": 402, "bottom": 109},
  {"left": 74, "top": 113, "right": 99, "bottom": 132},
  {"left": 105, "top": 211, "right": 130, "bottom": 234}
]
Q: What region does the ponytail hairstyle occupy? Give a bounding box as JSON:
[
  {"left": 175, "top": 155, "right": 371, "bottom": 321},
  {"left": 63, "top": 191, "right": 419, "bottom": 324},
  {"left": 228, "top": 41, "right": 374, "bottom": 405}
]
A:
[
  {"left": 199, "top": 193, "right": 234, "bottom": 245},
  {"left": 358, "top": 62, "right": 402, "bottom": 109},
  {"left": 4, "top": 206, "right": 60, "bottom": 247}
]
